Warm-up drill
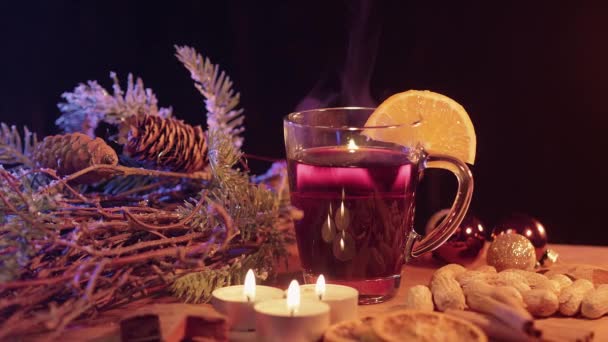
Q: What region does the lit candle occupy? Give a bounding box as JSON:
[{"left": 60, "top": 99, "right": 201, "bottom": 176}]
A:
[
  {"left": 255, "top": 280, "right": 330, "bottom": 342},
  {"left": 300, "top": 274, "right": 359, "bottom": 323},
  {"left": 211, "top": 269, "right": 283, "bottom": 331}
]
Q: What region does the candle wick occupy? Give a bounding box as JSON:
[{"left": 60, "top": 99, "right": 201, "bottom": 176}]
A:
[
  {"left": 290, "top": 309, "right": 295, "bottom": 317},
  {"left": 246, "top": 295, "right": 251, "bottom": 302},
  {"left": 318, "top": 294, "right": 322, "bottom": 301}
]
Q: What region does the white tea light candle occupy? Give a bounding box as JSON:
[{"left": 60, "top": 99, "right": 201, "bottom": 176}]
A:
[
  {"left": 300, "top": 274, "right": 358, "bottom": 323},
  {"left": 211, "top": 269, "right": 283, "bottom": 331},
  {"left": 255, "top": 280, "right": 330, "bottom": 342}
]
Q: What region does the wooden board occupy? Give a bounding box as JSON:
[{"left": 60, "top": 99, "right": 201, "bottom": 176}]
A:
[{"left": 27, "top": 244, "right": 608, "bottom": 341}]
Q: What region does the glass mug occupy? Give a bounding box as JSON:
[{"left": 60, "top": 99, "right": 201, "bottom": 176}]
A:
[{"left": 284, "top": 107, "right": 473, "bottom": 304}]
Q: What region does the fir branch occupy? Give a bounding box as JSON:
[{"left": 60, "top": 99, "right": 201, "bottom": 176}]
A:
[
  {"left": 177, "top": 129, "right": 246, "bottom": 233},
  {"left": 175, "top": 45, "right": 245, "bottom": 149},
  {"left": 170, "top": 130, "right": 287, "bottom": 303},
  {"left": 0, "top": 123, "right": 38, "bottom": 167},
  {"left": 206, "top": 129, "right": 244, "bottom": 185},
  {"left": 204, "top": 130, "right": 277, "bottom": 240},
  {"left": 171, "top": 263, "right": 240, "bottom": 303},
  {"left": 0, "top": 169, "right": 59, "bottom": 282},
  {"left": 56, "top": 73, "right": 172, "bottom": 136},
  {"left": 170, "top": 253, "right": 270, "bottom": 303}
]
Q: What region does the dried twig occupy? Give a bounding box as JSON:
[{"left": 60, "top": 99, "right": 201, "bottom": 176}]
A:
[{"left": 61, "top": 164, "right": 212, "bottom": 184}]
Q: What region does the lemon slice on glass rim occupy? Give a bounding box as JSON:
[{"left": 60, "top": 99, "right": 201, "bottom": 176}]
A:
[{"left": 364, "top": 90, "right": 476, "bottom": 164}]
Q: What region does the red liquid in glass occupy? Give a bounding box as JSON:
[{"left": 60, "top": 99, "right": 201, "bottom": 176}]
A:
[{"left": 288, "top": 147, "right": 418, "bottom": 284}]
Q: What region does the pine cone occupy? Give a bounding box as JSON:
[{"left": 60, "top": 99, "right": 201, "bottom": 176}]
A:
[
  {"left": 32, "top": 133, "right": 118, "bottom": 183},
  {"left": 119, "top": 114, "right": 208, "bottom": 172}
]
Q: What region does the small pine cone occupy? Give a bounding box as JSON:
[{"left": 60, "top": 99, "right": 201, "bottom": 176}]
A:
[
  {"left": 33, "top": 133, "right": 118, "bottom": 183},
  {"left": 119, "top": 114, "right": 208, "bottom": 172}
]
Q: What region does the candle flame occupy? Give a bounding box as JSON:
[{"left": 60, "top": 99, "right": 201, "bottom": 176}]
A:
[
  {"left": 347, "top": 138, "right": 359, "bottom": 152},
  {"left": 315, "top": 275, "right": 326, "bottom": 300},
  {"left": 243, "top": 269, "right": 256, "bottom": 301},
  {"left": 287, "top": 279, "right": 300, "bottom": 314}
]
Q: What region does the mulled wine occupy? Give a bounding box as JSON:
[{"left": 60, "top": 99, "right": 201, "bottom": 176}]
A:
[{"left": 288, "top": 146, "right": 418, "bottom": 299}]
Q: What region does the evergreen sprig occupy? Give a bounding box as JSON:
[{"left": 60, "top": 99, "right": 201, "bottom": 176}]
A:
[
  {"left": 171, "top": 261, "right": 243, "bottom": 303},
  {"left": 170, "top": 245, "right": 275, "bottom": 303},
  {"left": 171, "top": 130, "right": 287, "bottom": 303},
  {"left": 0, "top": 169, "right": 59, "bottom": 282},
  {"left": 205, "top": 129, "right": 278, "bottom": 240},
  {"left": 175, "top": 45, "right": 245, "bottom": 149},
  {"left": 56, "top": 72, "right": 173, "bottom": 136},
  {"left": 0, "top": 123, "right": 38, "bottom": 167}
]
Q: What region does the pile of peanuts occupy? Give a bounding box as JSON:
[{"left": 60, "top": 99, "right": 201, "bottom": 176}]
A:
[{"left": 404, "top": 264, "right": 608, "bottom": 319}]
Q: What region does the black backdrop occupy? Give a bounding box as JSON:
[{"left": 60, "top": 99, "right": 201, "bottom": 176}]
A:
[{"left": 1, "top": 1, "right": 608, "bottom": 245}]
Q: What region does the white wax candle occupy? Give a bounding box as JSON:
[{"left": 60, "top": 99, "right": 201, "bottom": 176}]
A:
[
  {"left": 211, "top": 271, "right": 283, "bottom": 331},
  {"left": 254, "top": 299, "right": 330, "bottom": 342},
  {"left": 300, "top": 282, "right": 358, "bottom": 323}
]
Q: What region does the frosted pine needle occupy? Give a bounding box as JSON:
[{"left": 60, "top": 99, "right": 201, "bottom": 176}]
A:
[
  {"left": 0, "top": 123, "right": 38, "bottom": 167},
  {"left": 175, "top": 45, "right": 245, "bottom": 149},
  {"left": 56, "top": 72, "right": 172, "bottom": 136}
]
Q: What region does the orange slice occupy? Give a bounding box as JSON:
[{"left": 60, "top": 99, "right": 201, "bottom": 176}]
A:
[
  {"left": 372, "top": 310, "right": 487, "bottom": 342},
  {"left": 324, "top": 317, "right": 376, "bottom": 342},
  {"left": 364, "top": 90, "right": 476, "bottom": 164}
]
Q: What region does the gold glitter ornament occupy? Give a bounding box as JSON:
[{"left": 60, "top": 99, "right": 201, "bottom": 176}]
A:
[{"left": 486, "top": 234, "right": 536, "bottom": 271}]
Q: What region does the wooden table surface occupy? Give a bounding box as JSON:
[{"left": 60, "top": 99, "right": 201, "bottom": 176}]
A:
[{"left": 29, "top": 244, "right": 608, "bottom": 341}]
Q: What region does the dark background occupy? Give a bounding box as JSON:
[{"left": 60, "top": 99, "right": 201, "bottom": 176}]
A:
[{"left": 1, "top": 1, "right": 607, "bottom": 245}]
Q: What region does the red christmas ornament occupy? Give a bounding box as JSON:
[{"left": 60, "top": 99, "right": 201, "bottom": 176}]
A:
[
  {"left": 490, "top": 213, "right": 548, "bottom": 260},
  {"left": 426, "top": 210, "right": 486, "bottom": 265}
]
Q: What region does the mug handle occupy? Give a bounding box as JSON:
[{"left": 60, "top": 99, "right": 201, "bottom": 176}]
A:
[{"left": 409, "top": 154, "right": 474, "bottom": 258}]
